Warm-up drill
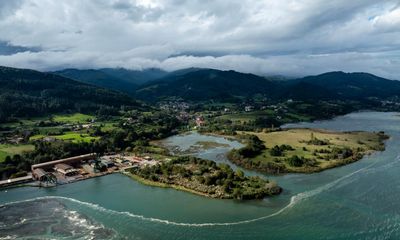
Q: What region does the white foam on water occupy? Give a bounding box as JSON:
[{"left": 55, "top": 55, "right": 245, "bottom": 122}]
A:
[
  {"left": 65, "top": 210, "right": 103, "bottom": 231},
  {"left": 0, "top": 236, "right": 17, "bottom": 240},
  {"left": 0, "top": 159, "right": 380, "bottom": 228},
  {"left": 61, "top": 208, "right": 115, "bottom": 240}
]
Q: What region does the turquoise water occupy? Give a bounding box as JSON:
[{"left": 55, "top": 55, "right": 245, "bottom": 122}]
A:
[{"left": 1, "top": 112, "right": 400, "bottom": 239}]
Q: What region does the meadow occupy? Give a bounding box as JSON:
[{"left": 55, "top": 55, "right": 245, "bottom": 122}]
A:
[
  {"left": 0, "top": 144, "right": 35, "bottom": 162},
  {"left": 233, "top": 128, "right": 386, "bottom": 173},
  {"left": 53, "top": 113, "right": 95, "bottom": 123},
  {"left": 29, "top": 132, "right": 99, "bottom": 143},
  {"left": 217, "top": 109, "right": 312, "bottom": 125},
  {"left": 1, "top": 113, "right": 119, "bottom": 144}
]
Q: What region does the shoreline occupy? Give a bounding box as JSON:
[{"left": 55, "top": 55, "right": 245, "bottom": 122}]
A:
[
  {"left": 226, "top": 129, "right": 389, "bottom": 175},
  {"left": 229, "top": 150, "right": 377, "bottom": 175},
  {"left": 122, "top": 155, "right": 282, "bottom": 200},
  {"left": 121, "top": 171, "right": 216, "bottom": 199},
  {"left": 0, "top": 170, "right": 116, "bottom": 190},
  {"left": 154, "top": 128, "right": 387, "bottom": 175}
]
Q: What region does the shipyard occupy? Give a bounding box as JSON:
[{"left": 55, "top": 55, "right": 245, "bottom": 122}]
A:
[{"left": 0, "top": 153, "right": 158, "bottom": 188}]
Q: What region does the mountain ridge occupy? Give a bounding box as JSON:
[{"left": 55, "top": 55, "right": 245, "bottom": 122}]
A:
[
  {"left": 53, "top": 68, "right": 168, "bottom": 95},
  {"left": 134, "top": 69, "right": 400, "bottom": 102},
  {"left": 3, "top": 65, "right": 400, "bottom": 109},
  {"left": 0, "top": 66, "right": 142, "bottom": 122},
  {"left": 135, "top": 68, "right": 277, "bottom": 102}
]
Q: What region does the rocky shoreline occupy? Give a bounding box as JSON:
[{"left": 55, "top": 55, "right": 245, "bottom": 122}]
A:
[{"left": 127, "top": 156, "right": 282, "bottom": 200}]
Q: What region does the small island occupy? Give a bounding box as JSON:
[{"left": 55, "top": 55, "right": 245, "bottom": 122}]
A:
[
  {"left": 179, "top": 141, "right": 231, "bottom": 154},
  {"left": 228, "top": 128, "right": 388, "bottom": 174},
  {"left": 126, "top": 156, "right": 281, "bottom": 200}
]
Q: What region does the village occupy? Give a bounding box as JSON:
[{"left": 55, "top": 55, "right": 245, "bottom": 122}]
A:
[
  {"left": 0, "top": 153, "right": 160, "bottom": 188},
  {"left": 157, "top": 100, "right": 295, "bottom": 130}
]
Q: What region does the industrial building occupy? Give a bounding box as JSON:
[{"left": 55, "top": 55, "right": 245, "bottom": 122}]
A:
[
  {"left": 32, "top": 168, "right": 56, "bottom": 182},
  {"left": 54, "top": 163, "right": 79, "bottom": 176},
  {"left": 31, "top": 153, "right": 96, "bottom": 171}
]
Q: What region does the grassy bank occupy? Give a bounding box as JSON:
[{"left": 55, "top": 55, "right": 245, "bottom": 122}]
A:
[
  {"left": 228, "top": 128, "right": 388, "bottom": 174},
  {"left": 122, "top": 171, "right": 212, "bottom": 198}
]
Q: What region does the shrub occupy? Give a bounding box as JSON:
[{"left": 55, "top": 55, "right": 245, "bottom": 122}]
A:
[{"left": 286, "top": 155, "right": 304, "bottom": 167}]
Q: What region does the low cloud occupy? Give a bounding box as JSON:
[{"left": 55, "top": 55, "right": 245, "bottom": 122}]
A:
[{"left": 0, "top": 0, "right": 399, "bottom": 79}]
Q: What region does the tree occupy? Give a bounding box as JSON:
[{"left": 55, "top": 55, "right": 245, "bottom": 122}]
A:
[
  {"left": 236, "top": 169, "right": 244, "bottom": 178},
  {"left": 233, "top": 188, "right": 242, "bottom": 199},
  {"left": 270, "top": 145, "right": 283, "bottom": 156},
  {"left": 287, "top": 155, "right": 304, "bottom": 167}
]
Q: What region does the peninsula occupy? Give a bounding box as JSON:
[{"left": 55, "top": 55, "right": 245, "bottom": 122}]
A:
[
  {"left": 228, "top": 128, "right": 388, "bottom": 174},
  {"left": 126, "top": 156, "right": 282, "bottom": 200}
]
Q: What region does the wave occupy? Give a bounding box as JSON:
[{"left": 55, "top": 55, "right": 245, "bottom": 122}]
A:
[
  {"left": 363, "top": 155, "right": 400, "bottom": 174},
  {"left": 0, "top": 160, "right": 382, "bottom": 228}
]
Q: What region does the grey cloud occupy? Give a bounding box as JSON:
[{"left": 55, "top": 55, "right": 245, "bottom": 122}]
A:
[
  {"left": 0, "top": 0, "right": 400, "bottom": 79},
  {"left": 0, "top": 0, "right": 24, "bottom": 18},
  {"left": 0, "top": 41, "right": 41, "bottom": 55}
]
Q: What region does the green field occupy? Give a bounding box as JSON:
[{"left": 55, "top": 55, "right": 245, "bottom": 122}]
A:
[
  {"left": 247, "top": 128, "right": 383, "bottom": 150},
  {"left": 235, "top": 128, "right": 386, "bottom": 173},
  {"left": 0, "top": 144, "right": 35, "bottom": 162},
  {"left": 218, "top": 110, "right": 275, "bottom": 122},
  {"left": 30, "top": 132, "right": 99, "bottom": 143},
  {"left": 217, "top": 110, "right": 312, "bottom": 124},
  {"left": 0, "top": 117, "right": 47, "bottom": 128},
  {"left": 53, "top": 113, "right": 95, "bottom": 124},
  {"left": 1, "top": 113, "right": 114, "bottom": 146},
  {"left": 0, "top": 113, "right": 95, "bottom": 129},
  {"left": 100, "top": 122, "right": 118, "bottom": 132}
]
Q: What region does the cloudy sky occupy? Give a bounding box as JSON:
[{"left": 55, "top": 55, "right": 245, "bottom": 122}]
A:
[{"left": 0, "top": 0, "right": 400, "bottom": 78}]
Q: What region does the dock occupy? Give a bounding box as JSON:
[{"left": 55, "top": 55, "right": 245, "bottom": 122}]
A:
[
  {"left": 0, "top": 174, "right": 33, "bottom": 188},
  {"left": 0, "top": 153, "right": 159, "bottom": 189}
]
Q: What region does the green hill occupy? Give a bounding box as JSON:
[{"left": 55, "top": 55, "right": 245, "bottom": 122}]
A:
[
  {"left": 100, "top": 68, "right": 167, "bottom": 85},
  {"left": 0, "top": 66, "right": 141, "bottom": 122},
  {"left": 135, "top": 68, "right": 277, "bottom": 102},
  {"left": 54, "top": 68, "right": 168, "bottom": 95},
  {"left": 288, "top": 71, "right": 400, "bottom": 100},
  {"left": 54, "top": 68, "right": 138, "bottom": 95},
  {"left": 135, "top": 69, "right": 400, "bottom": 102},
  {"left": 277, "top": 81, "right": 338, "bottom": 101}
]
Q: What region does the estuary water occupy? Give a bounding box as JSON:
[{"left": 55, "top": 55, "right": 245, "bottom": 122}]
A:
[{"left": 1, "top": 111, "right": 400, "bottom": 239}]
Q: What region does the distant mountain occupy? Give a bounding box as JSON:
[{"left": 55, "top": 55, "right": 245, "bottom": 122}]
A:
[
  {"left": 100, "top": 68, "right": 168, "bottom": 85},
  {"left": 0, "top": 66, "right": 141, "bottom": 122},
  {"left": 277, "top": 81, "right": 338, "bottom": 101},
  {"left": 162, "top": 67, "right": 203, "bottom": 78},
  {"left": 135, "top": 68, "right": 277, "bottom": 102},
  {"left": 54, "top": 69, "right": 138, "bottom": 95},
  {"left": 135, "top": 68, "right": 400, "bottom": 102},
  {"left": 288, "top": 71, "right": 400, "bottom": 100},
  {"left": 53, "top": 68, "right": 168, "bottom": 95}
]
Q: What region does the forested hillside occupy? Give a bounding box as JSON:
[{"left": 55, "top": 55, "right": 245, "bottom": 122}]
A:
[
  {"left": 0, "top": 66, "right": 142, "bottom": 122},
  {"left": 287, "top": 71, "right": 400, "bottom": 100},
  {"left": 135, "top": 69, "right": 400, "bottom": 102},
  {"left": 136, "top": 69, "right": 277, "bottom": 102},
  {"left": 54, "top": 68, "right": 168, "bottom": 95}
]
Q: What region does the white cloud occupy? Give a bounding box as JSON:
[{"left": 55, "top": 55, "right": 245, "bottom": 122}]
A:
[
  {"left": 0, "top": 0, "right": 400, "bottom": 79},
  {"left": 372, "top": 6, "right": 400, "bottom": 32}
]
